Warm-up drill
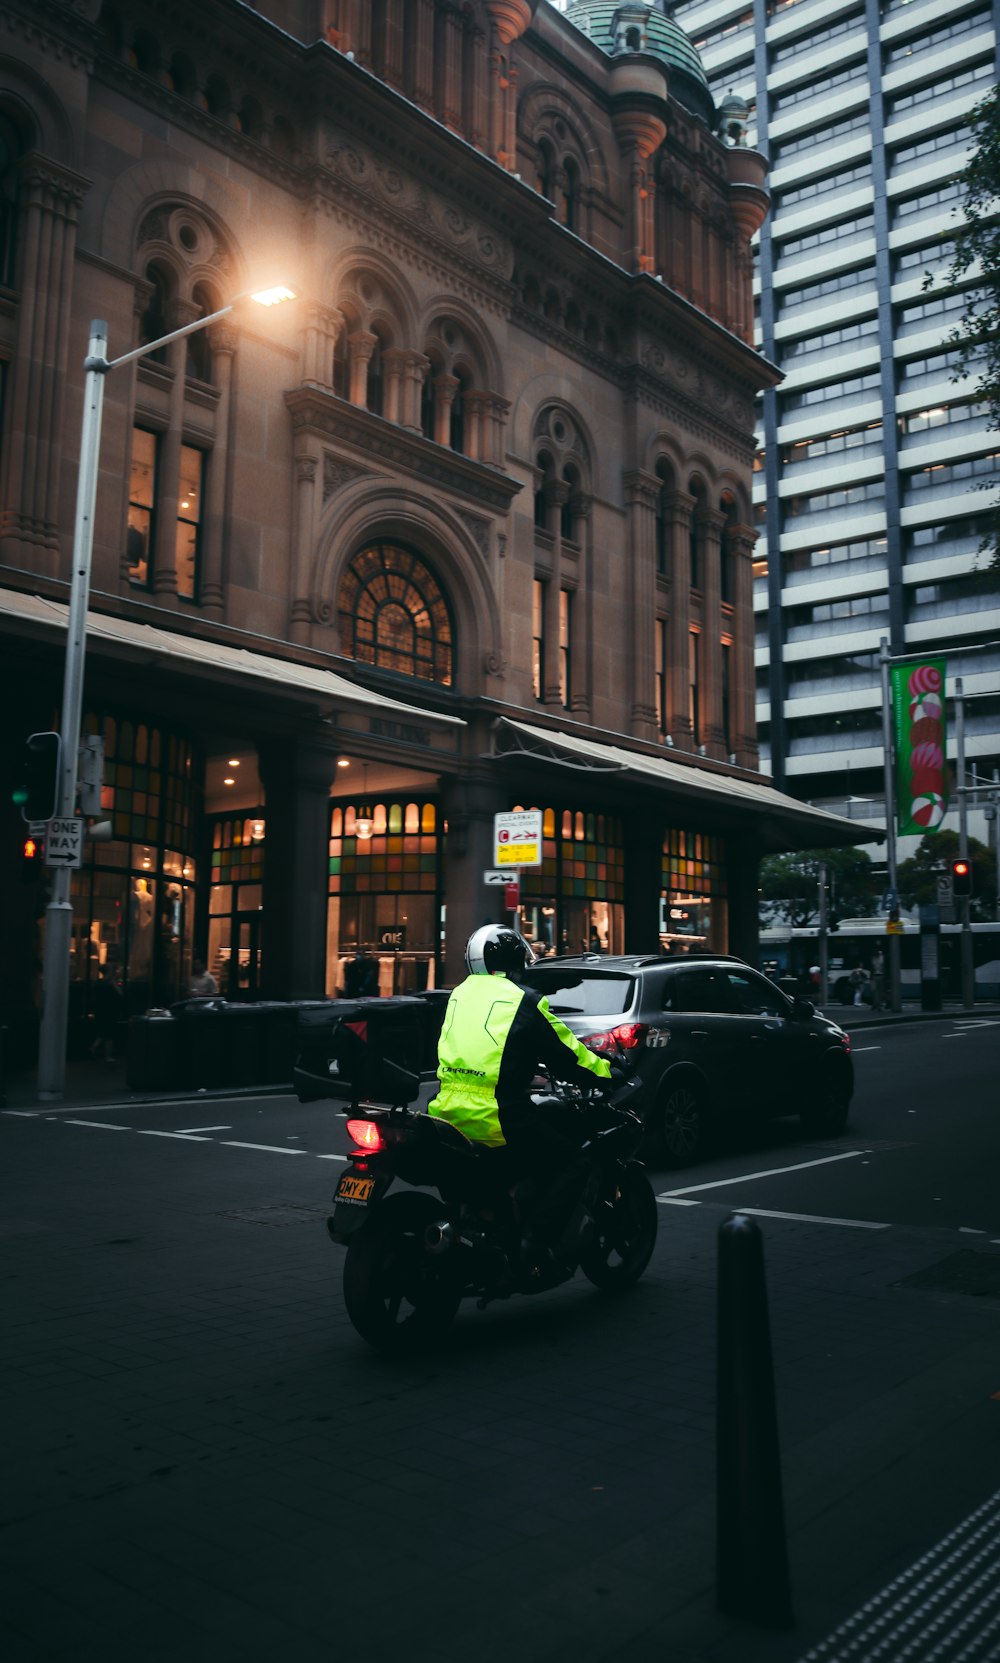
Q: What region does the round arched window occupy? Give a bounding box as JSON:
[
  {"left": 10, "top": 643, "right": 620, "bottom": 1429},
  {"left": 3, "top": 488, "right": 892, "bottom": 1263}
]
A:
[{"left": 338, "top": 543, "right": 454, "bottom": 686}]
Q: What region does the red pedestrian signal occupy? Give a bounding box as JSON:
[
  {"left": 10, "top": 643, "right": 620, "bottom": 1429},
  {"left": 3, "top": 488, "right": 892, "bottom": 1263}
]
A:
[
  {"left": 951, "top": 857, "right": 973, "bottom": 899},
  {"left": 20, "top": 833, "right": 44, "bottom": 881}
]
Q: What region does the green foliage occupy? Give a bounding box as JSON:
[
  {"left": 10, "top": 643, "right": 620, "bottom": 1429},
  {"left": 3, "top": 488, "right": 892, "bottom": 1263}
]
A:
[
  {"left": 897, "top": 829, "right": 997, "bottom": 921},
  {"left": 936, "top": 85, "right": 1000, "bottom": 573},
  {"left": 758, "top": 847, "right": 879, "bottom": 929}
]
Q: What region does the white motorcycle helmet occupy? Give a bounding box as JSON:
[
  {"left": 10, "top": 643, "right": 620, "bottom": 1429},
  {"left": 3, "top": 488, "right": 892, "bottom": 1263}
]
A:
[{"left": 466, "top": 924, "right": 537, "bottom": 977}]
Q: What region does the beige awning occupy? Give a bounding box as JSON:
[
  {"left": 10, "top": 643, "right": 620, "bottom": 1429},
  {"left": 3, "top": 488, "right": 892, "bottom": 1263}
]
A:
[
  {"left": 493, "top": 717, "right": 882, "bottom": 851},
  {"left": 1, "top": 590, "right": 464, "bottom": 728}
]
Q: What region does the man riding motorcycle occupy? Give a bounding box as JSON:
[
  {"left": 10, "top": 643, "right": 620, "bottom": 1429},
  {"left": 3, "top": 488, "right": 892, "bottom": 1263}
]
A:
[{"left": 428, "top": 925, "right": 614, "bottom": 1279}]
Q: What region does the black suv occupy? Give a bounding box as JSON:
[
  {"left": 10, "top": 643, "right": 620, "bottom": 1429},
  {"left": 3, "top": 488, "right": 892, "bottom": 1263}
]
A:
[{"left": 523, "top": 953, "right": 853, "bottom": 1166}]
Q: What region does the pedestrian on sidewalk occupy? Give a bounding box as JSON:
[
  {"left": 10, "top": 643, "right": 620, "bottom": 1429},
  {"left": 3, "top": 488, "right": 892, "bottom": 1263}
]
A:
[
  {"left": 850, "top": 963, "right": 873, "bottom": 1007},
  {"left": 89, "top": 968, "right": 122, "bottom": 1062},
  {"left": 871, "top": 946, "right": 886, "bottom": 1011}
]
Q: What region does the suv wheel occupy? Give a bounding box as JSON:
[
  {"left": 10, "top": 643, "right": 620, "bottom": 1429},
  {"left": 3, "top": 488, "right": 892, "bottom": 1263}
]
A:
[{"left": 656, "top": 1074, "right": 711, "bottom": 1167}]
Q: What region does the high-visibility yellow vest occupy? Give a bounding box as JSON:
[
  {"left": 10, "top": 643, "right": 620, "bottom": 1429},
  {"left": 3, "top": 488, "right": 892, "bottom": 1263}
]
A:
[{"left": 428, "top": 973, "right": 607, "bottom": 1146}]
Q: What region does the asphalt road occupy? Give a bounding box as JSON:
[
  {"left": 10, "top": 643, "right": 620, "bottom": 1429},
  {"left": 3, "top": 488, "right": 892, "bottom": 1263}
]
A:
[{"left": 4, "top": 1013, "right": 1000, "bottom": 1663}]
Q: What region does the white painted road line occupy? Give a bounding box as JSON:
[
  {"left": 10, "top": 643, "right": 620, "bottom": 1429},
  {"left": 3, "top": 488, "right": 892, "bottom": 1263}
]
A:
[
  {"left": 315, "top": 1153, "right": 348, "bottom": 1161},
  {"left": 657, "top": 1196, "right": 700, "bottom": 1207},
  {"left": 175, "top": 1125, "right": 232, "bottom": 1133},
  {"left": 658, "top": 1147, "right": 871, "bottom": 1199},
  {"left": 137, "top": 1130, "right": 213, "bottom": 1141},
  {"left": 62, "top": 1119, "right": 130, "bottom": 1130},
  {"left": 852, "top": 1045, "right": 881, "bottom": 1053},
  {"left": 732, "top": 1206, "right": 890, "bottom": 1230},
  {"left": 220, "top": 1141, "right": 307, "bottom": 1155}
]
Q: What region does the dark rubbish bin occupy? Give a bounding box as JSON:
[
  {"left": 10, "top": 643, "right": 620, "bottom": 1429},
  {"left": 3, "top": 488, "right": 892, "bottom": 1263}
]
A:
[
  {"left": 172, "top": 998, "right": 227, "bottom": 1090},
  {"left": 126, "top": 1011, "right": 181, "bottom": 1091},
  {"left": 218, "top": 1002, "right": 267, "bottom": 1088}
]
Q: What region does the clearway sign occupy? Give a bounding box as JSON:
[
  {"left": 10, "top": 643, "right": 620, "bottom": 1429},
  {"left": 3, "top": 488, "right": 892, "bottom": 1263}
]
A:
[
  {"left": 494, "top": 810, "right": 542, "bottom": 868},
  {"left": 44, "top": 817, "right": 84, "bottom": 868}
]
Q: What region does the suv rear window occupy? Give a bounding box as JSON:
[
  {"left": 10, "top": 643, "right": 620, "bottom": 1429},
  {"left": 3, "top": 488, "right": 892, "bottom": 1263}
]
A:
[{"left": 527, "top": 970, "right": 635, "bottom": 1018}]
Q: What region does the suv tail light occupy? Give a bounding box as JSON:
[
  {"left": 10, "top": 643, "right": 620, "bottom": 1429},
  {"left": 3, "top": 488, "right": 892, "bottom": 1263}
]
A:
[
  {"left": 583, "top": 1022, "right": 649, "bottom": 1053},
  {"left": 346, "top": 1118, "right": 384, "bottom": 1153}
]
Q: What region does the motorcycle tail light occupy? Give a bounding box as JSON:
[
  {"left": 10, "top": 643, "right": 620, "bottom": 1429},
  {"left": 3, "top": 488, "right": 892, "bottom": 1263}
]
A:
[
  {"left": 583, "top": 1022, "right": 648, "bottom": 1052},
  {"left": 346, "top": 1118, "right": 384, "bottom": 1153}
]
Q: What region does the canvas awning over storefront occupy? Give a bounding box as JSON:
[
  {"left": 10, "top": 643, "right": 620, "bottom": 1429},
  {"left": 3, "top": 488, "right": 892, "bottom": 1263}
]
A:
[
  {"left": 1, "top": 590, "right": 465, "bottom": 731},
  {"left": 492, "top": 717, "right": 882, "bottom": 853}
]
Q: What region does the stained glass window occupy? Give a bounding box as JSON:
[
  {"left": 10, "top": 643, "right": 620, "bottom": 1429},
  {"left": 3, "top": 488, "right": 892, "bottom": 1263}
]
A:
[{"left": 338, "top": 543, "right": 453, "bottom": 685}]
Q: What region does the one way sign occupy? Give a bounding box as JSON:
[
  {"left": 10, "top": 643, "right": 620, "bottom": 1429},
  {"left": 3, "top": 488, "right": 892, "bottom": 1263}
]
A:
[{"left": 44, "top": 817, "right": 84, "bottom": 869}]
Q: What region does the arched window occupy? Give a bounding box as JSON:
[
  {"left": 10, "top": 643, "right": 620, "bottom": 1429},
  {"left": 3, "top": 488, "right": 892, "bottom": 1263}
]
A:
[
  {"left": 186, "top": 283, "right": 215, "bottom": 382},
  {"left": 140, "top": 263, "right": 171, "bottom": 365},
  {"left": 534, "top": 450, "right": 554, "bottom": 529},
  {"left": 0, "top": 112, "right": 23, "bottom": 289},
  {"left": 338, "top": 543, "right": 454, "bottom": 686},
  {"left": 655, "top": 460, "right": 672, "bottom": 574},
  {"left": 368, "top": 325, "right": 388, "bottom": 416},
  {"left": 536, "top": 138, "right": 555, "bottom": 200},
  {"left": 563, "top": 158, "right": 579, "bottom": 232},
  {"left": 720, "top": 496, "right": 737, "bottom": 604}
]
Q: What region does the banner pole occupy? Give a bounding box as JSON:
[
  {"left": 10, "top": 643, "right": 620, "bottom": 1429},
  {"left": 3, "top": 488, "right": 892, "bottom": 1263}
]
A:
[{"left": 880, "top": 638, "right": 902, "bottom": 1013}]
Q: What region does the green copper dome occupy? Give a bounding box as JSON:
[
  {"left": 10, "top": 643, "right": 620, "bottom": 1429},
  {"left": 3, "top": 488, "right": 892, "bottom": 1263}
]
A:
[{"left": 564, "top": 2, "right": 714, "bottom": 124}]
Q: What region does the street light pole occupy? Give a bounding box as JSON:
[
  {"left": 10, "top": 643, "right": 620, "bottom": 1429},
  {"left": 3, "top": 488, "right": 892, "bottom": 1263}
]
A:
[
  {"left": 879, "top": 637, "right": 902, "bottom": 1013},
  {"left": 37, "top": 322, "right": 109, "bottom": 1100},
  {"left": 36, "top": 287, "right": 295, "bottom": 1100}
]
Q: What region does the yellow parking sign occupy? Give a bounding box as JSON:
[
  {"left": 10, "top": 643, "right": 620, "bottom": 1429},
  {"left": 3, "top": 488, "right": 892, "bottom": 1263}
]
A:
[{"left": 494, "top": 810, "right": 542, "bottom": 868}]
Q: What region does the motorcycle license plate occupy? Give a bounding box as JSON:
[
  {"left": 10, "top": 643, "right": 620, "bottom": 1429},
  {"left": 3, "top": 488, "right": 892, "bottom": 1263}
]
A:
[{"left": 336, "top": 1171, "right": 375, "bottom": 1206}]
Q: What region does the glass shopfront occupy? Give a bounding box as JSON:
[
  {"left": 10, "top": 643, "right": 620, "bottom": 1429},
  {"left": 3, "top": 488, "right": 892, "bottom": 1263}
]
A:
[
  {"left": 67, "top": 714, "right": 199, "bottom": 1020},
  {"left": 327, "top": 797, "right": 441, "bottom": 995},
  {"left": 660, "top": 829, "right": 728, "bottom": 953},
  {"left": 207, "top": 812, "right": 266, "bottom": 998},
  {"left": 517, "top": 806, "right": 626, "bottom": 956}
]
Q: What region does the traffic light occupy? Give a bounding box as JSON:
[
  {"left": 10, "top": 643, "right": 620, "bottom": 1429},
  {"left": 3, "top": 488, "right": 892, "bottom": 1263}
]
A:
[
  {"left": 12, "top": 731, "right": 61, "bottom": 822},
  {"left": 952, "top": 856, "right": 973, "bottom": 899},
  {"left": 20, "top": 832, "right": 44, "bottom": 882}
]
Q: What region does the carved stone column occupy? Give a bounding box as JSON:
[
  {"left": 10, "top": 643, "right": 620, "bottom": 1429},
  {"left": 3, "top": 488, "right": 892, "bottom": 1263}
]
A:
[
  {"left": 624, "top": 471, "right": 659, "bottom": 741},
  {"left": 439, "top": 3, "right": 465, "bottom": 131},
  {"left": 487, "top": 394, "right": 510, "bottom": 468},
  {"left": 152, "top": 299, "right": 199, "bottom": 597},
  {"left": 728, "top": 524, "right": 759, "bottom": 769},
  {"left": 463, "top": 390, "right": 490, "bottom": 462},
  {"left": 666, "top": 491, "right": 694, "bottom": 746},
  {"left": 348, "top": 329, "right": 376, "bottom": 407},
  {"left": 401, "top": 351, "right": 430, "bottom": 433},
  {"left": 0, "top": 154, "right": 88, "bottom": 563},
  {"left": 700, "top": 507, "right": 727, "bottom": 758},
  {"left": 433, "top": 373, "right": 459, "bottom": 447},
  {"left": 290, "top": 453, "right": 318, "bottom": 645},
  {"left": 303, "top": 303, "right": 341, "bottom": 389},
  {"left": 412, "top": 0, "right": 437, "bottom": 113},
  {"left": 382, "top": 347, "right": 406, "bottom": 425},
  {"left": 198, "top": 324, "right": 236, "bottom": 617}
]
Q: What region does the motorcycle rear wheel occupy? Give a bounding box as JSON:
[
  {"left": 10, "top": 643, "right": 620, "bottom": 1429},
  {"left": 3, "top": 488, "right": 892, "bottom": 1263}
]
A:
[
  {"left": 343, "top": 1191, "right": 461, "bottom": 1352},
  {"left": 579, "top": 1166, "right": 657, "bottom": 1290}
]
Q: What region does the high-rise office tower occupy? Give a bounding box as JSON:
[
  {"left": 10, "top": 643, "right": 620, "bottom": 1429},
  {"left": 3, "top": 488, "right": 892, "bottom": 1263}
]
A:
[{"left": 571, "top": 0, "right": 1000, "bottom": 850}]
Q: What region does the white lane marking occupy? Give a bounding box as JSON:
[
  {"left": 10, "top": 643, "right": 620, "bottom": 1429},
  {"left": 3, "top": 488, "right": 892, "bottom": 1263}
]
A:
[
  {"left": 175, "top": 1125, "right": 232, "bottom": 1133},
  {"left": 63, "top": 1119, "right": 130, "bottom": 1130},
  {"left": 656, "top": 1197, "right": 700, "bottom": 1207},
  {"left": 942, "top": 1032, "right": 970, "bottom": 1040},
  {"left": 137, "top": 1130, "right": 212, "bottom": 1141},
  {"left": 952, "top": 1020, "right": 1000, "bottom": 1029},
  {"left": 959, "top": 1227, "right": 987, "bottom": 1235},
  {"left": 2, "top": 1110, "right": 40, "bottom": 1117},
  {"left": 315, "top": 1153, "right": 348, "bottom": 1162},
  {"left": 731, "top": 1206, "right": 890, "bottom": 1231},
  {"left": 220, "top": 1141, "right": 307, "bottom": 1155},
  {"left": 852, "top": 1045, "right": 881, "bottom": 1053},
  {"left": 658, "top": 1147, "right": 871, "bottom": 1198}
]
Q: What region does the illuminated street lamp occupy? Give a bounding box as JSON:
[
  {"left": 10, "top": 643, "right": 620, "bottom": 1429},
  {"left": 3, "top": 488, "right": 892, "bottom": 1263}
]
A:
[{"left": 37, "top": 285, "right": 296, "bottom": 1100}]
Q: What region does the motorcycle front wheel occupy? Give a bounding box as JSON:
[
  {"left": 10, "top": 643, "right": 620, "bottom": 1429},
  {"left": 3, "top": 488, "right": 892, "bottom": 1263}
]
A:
[
  {"left": 343, "top": 1191, "right": 461, "bottom": 1352},
  {"left": 579, "top": 1165, "right": 657, "bottom": 1291}
]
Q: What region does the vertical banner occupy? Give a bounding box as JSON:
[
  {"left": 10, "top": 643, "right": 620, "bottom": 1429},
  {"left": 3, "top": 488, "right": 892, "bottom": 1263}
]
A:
[{"left": 891, "top": 658, "right": 947, "bottom": 835}]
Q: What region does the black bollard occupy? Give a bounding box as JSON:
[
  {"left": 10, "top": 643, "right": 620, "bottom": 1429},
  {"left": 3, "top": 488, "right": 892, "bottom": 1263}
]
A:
[{"left": 716, "top": 1212, "right": 794, "bottom": 1629}]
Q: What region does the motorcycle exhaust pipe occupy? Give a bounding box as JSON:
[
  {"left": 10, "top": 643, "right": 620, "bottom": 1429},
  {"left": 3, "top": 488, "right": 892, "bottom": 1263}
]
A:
[{"left": 424, "top": 1221, "right": 455, "bottom": 1255}]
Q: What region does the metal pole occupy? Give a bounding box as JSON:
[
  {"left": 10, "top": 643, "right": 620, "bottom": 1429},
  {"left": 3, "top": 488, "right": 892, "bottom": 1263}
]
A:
[
  {"left": 955, "top": 679, "right": 974, "bottom": 1010},
  {"left": 37, "top": 322, "right": 109, "bottom": 1100},
  {"left": 817, "top": 859, "right": 828, "bottom": 1007},
  {"left": 879, "top": 638, "right": 901, "bottom": 1012}
]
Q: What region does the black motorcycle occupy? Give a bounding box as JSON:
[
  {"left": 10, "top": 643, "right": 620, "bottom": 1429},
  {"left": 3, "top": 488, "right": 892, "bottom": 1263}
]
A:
[{"left": 327, "top": 1061, "right": 657, "bottom": 1351}]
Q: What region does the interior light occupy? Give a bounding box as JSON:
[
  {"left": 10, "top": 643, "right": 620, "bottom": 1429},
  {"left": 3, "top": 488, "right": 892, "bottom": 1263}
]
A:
[
  {"left": 355, "top": 765, "right": 374, "bottom": 840},
  {"left": 249, "top": 285, "right": 297, "bottom": 307},
  {"left": 251, "top": 820, "right": 265, "bottom": 842},
  {"left": 228, "top": 759, "right": 240, "bottom": 767},
  {"left": 224, "top": 776, "right": 236, "bottom": 786},
  {"left": 338, "top": 758, "right": 351, "bottom": 768}
]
